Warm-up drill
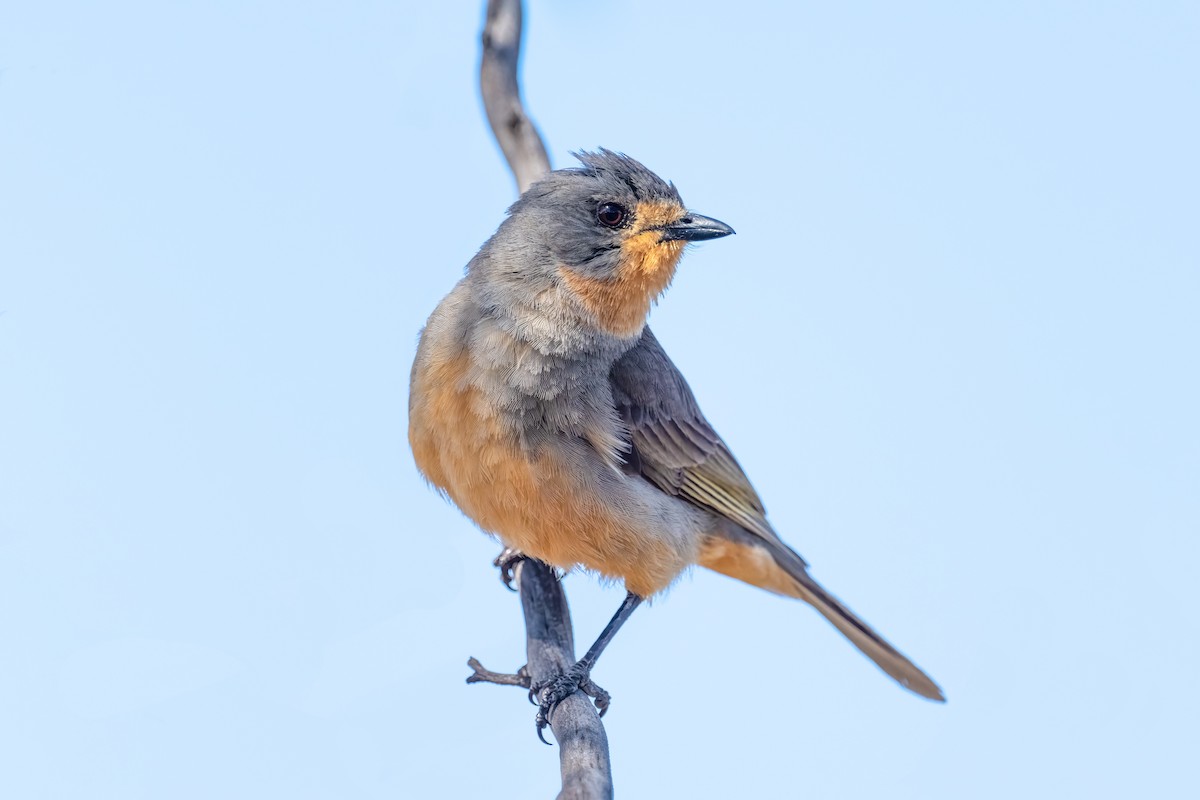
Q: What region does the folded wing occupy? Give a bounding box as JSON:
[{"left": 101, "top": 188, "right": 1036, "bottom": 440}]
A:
[{"left": 609, "top": 328, "right": 944, "bottom": 701}]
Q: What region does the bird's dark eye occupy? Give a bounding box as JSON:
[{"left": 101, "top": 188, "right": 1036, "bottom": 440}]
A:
[{"left": 596, "top": 202, "right": 627, "bottom": 228}]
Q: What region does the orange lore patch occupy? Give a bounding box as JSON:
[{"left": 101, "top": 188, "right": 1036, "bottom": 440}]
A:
[
  {"left": 409, "top": 349, "right": 688, "bottom": 596},
  {"left": 559, "top": 199, "right": 688, "bottom": 337}
]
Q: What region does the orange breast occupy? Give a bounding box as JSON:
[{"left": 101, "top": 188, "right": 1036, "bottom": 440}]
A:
[{"left": 409, "top": 350, "right": 690, "bottom": 596}]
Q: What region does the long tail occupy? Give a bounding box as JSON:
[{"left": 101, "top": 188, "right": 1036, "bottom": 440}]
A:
[{"left": 699, "top": 527, "right": 945, "bottom": 702}]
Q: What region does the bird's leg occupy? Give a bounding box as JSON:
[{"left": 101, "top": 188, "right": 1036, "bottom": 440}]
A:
[
  {"left": 493, "top": 546, "right": 527, "bottom": 591},
  {"left": 533, "top": 591, "right": 643, "bottom": 742}
]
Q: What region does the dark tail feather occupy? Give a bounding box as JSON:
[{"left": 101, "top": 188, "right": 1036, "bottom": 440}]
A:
[
  {"left": 790, "top": 566, "right": 945, "bottom": 701},
  {"left": 699, "top": 526, "right": 944, "bottom": 701}
]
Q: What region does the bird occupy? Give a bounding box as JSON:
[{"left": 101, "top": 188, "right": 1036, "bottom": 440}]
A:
[{"left": 409, "top": 149, "right": 944, "bottom": 735}]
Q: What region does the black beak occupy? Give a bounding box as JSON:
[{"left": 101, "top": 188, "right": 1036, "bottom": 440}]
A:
[{"left": 660, "top": 213, "right": 735, "bottom": 242}]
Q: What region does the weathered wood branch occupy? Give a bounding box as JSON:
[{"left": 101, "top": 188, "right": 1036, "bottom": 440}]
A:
[
  {"left": 474, "top": 2, "right": 615, "bottom": 799},
  {"left": 480, "top": 0, "right": 551, "bottom": 193},
  {"left": 516, "top": 562, "right": 614, "bottom": 800}
]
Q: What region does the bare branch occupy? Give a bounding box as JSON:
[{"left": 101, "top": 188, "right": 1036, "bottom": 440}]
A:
[
  {"left": 480, "top": 0, "right": 551, "bottom": 193},
  {"left": 476, "top": 3, "right": 614, "bottom": 798},
  {"left": 518, "top": 562, "right": 613, "bottom": 800}
]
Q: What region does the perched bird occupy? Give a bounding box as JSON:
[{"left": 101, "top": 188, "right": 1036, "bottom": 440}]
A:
[{"left": 409, "top": 150, "right": 943, "bottom": 734}]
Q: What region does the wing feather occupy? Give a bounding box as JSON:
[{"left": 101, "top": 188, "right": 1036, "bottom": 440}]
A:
[{"left": 610, "top": 328, "right": 788, "bottom": 550}]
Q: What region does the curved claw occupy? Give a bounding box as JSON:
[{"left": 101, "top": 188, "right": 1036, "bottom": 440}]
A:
[
  {"left": 493, "top": 547, "right": 526, "bottom": 591},
  {"left": 582, "top": 678, "right": 611, "bottom": 717},
  {"left": 535, "top": 712, "right": 553, "bottom": 745},
  {"left": 532, "top": 677, "right": 573, "bottom": 745}
]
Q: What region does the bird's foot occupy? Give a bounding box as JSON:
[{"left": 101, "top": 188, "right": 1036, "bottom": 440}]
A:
[
  {"left": 493, "top": 547, "right": 527, "bottom": 591},
  {"left": 532, "top": 663, "right": 611, "bottom": 744},
  {"left": 465, "top": 657, "right": 531, "bottom": 689}
]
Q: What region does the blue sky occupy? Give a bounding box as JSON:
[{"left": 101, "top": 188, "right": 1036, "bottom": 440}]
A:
[{"left": 2, "top": 2, "right": 1197, "bottom": 798}]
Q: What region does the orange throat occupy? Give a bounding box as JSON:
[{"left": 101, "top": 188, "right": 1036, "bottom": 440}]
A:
[{"left": 560, "top": 202, "right": 688, "bottom": 337}]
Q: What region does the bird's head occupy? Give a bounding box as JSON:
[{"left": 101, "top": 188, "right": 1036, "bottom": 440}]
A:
[{"left": 500, "top": 149, "right": 734, "bottom": 338}]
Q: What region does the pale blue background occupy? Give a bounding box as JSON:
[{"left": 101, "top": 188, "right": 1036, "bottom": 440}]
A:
[{"left": 2, "top": 2, "right": 1197, "bottom": 798}]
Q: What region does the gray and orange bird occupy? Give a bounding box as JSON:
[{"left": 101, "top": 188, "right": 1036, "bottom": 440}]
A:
[{"left": 409, "top": 150, "right": 943, "bottom": 734}]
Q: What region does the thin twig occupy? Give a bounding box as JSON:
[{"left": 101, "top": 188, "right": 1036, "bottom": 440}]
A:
[
  {"left": 466, "top": 657, "right": 531, "bottom": 688},
  {"left": 475, "top": 2, "right": 615, "bottom": 798}
]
